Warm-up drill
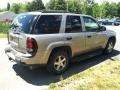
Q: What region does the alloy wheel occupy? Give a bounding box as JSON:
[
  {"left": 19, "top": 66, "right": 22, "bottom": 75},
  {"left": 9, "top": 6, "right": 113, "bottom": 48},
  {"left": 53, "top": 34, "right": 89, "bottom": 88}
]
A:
[{"left": 54, "top": 55, "right": 67, "bottom": 71}]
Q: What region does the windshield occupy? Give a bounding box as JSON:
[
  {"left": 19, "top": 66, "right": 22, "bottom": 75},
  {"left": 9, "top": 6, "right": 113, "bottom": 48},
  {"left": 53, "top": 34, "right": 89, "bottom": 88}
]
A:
[{"left": 11, "top": 14, "right": 36, "bottom": 34}]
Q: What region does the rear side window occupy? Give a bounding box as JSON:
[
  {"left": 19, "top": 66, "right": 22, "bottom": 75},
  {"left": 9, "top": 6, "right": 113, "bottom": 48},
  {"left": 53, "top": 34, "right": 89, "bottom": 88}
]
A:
[
  {"left": 11, "top": 14, "right": 36, "bottom": 34},
  {"left": 34, "top": 15, "right": 62, "bottom": 34},
  {"left": 65, "top": 16, "right": 82, "bottom": 33}
]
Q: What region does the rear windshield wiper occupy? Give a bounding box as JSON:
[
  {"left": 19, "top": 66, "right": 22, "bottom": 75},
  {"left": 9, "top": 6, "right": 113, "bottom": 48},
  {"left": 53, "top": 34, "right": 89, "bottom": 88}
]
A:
[{"left": 11, "top": 24, "right": 19, "bottom": 29}]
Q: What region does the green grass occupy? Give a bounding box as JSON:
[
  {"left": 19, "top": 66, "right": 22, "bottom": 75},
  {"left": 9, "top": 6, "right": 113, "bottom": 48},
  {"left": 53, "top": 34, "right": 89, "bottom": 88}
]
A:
[
  {"left": 0, "top": 33, "right": 7, "bottom": 38},
  {"left": 49, "top": 59, "right": 120, "bottom": 90},
  {"left": 0, "top": 22, "right": 10, "bottom": 38}
]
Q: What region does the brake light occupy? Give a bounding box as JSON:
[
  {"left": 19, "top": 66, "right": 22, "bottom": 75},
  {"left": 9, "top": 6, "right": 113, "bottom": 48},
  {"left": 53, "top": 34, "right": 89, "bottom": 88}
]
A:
[
  {"left": 27, "top": 37, "right": 38, "bottom": 55},
  {"left": 27, "top": 37, "right": 33, "bottom": 49}
]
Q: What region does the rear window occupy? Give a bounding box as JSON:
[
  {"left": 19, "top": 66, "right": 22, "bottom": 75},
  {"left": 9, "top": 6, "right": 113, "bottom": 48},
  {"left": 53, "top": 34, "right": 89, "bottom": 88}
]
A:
[
  {"left": 11, "top": 14, "right": 36, "bottom": 34},
  {"left": 33, "top": 15, "right": 62, "bottom": 34}
]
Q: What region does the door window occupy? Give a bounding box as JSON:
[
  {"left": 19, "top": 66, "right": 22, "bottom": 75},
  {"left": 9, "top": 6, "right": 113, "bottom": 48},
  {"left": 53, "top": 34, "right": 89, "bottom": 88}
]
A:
[
  {"left": 65, "top": 16, "right": 82, "bottom": 33},
  {"left": 34, "top": 15, "right": 62, "bottom": 34},
  {"left": 83, "top": 16, "right": 99, "bottom": 32}
]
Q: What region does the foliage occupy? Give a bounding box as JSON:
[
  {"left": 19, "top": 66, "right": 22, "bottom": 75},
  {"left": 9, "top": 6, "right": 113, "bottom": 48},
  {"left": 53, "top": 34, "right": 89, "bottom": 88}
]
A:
[
  {"left": 46, "top": 0, "right": 55, "bottom": 10},
  {"left": 25, "top": 0, "right": 45, "bottom": 12},
  {"left": 7, "top": 2, "right": 10, "bottom": 11},
  {"left": 54, "top": 0, "right": 66, "bottom": 10},
  {"left": 68, "top": 0, "right": 82, "bottom": 13},
  {"left": 0, "top": 0, "right": 120, "bottom": 18},
  {"left": 25, "top": 2, "right": 33, "bottom": 12},
  {"left": 46, "top": 0, "right": 66, "bottom": 10},
  {"left": 46, "top": 0, "right": 120, "bottom": 18},
  {"left": 10, "top": 3, "right": 21, "bottom": 14},
  {"left": 9, "top": 0, "right": 45, "bottom": 13},
  {"left": 117, "top": 2, "right": 120, "bottom": 17},
  {"left": 0, "top": 23, "right": 10, "bottom": 34},
  {"left": 92, "top": 3, "right": 100, "bottom": 18},
  {"left": 0, "top": 8, "right": 7, "bottom": 12},
  {"left": 0, "top": 22, "right": 10, "bottom": 38},
  {"left": 0, "top": 33, "right": 7, "bottom": 38}
]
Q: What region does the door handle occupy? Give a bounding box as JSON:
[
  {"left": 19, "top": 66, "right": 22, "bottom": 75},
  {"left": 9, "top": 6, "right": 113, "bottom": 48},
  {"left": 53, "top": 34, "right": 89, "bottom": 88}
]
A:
[
  {"left": 87, "top": 35, "right": 92, "bottom": 38},
  {"left": 66, "top": 37, "right": 72, "bottom": 40}
]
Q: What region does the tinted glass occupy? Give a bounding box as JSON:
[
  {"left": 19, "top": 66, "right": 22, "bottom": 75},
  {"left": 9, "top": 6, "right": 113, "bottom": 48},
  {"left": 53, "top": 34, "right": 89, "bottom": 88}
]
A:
[
  {"left": 34, "top": 15, "right": 62, "bottom": 34},
  {"left": 83, "top": 16, "right": 99, "bottom": 32},
  {"left": 11, "top": 14, "right": 36, "bottom": 34},
  {"left": 65, "top": 16, "right": 82, "bottom": 33},
  {"left": 116, "top": 18, "right": 120, "bottom": 22}
]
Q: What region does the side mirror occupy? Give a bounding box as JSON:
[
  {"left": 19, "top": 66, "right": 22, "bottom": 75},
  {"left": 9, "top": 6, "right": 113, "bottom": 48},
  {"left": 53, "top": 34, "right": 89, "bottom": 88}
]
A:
[{"left": 99, "top": 25, "right": 106, "bottom": 31}]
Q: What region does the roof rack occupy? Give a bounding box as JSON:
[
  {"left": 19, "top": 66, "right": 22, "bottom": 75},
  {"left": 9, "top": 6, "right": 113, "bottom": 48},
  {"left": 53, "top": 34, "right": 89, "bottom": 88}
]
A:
[{"left": 35, "top": 10, "right": 69, "bottom": 13}]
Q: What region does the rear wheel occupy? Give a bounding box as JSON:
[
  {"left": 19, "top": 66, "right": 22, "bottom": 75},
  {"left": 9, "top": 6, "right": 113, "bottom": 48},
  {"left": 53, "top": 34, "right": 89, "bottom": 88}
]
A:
[
  {"left": 47, "top": 50, "right": 69, "bottom": 74},
  {"left": 104, "top": 39, "right": 115, "bottom": 54}
]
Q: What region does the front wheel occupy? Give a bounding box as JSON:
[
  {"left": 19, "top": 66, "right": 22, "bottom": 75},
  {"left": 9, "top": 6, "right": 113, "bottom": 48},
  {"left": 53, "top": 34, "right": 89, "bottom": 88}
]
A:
[
  {"left": 103, "top": 39, "right": 115, "bottom": 54},
  {"left": 47, "top": 50, "right": 69, "bottom": 74}
]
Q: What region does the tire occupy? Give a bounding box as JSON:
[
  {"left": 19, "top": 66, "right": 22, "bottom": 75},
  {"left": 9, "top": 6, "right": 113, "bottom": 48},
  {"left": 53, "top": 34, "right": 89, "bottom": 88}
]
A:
[
  {"left": 47, "top": 50, "right": 69, "bottom": 74},
  {"left": 103, "top": 39, "right": 115, "bottom": 54}
]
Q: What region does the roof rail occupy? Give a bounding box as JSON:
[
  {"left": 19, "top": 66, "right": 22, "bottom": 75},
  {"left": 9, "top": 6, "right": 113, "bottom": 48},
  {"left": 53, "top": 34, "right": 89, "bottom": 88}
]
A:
[{"left": 35, "top": 10, "right": 69, "bottom": 13}]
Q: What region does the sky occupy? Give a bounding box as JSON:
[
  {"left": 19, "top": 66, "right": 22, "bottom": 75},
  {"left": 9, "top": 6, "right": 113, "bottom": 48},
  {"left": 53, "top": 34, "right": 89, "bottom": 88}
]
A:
[{"left": 0, "top": 0, "right": 120, "bottom": 9}]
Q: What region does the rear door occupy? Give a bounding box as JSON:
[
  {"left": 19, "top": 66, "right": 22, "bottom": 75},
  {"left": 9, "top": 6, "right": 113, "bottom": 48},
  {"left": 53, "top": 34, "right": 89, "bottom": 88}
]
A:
[{"left": 64, "top": 15, "right": 86, "bottom": 56}]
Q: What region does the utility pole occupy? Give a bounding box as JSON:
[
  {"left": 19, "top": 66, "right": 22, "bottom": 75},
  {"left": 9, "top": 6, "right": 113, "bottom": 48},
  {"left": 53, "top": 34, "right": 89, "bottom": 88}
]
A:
[
  {"left": 54, "top": 0, "right": 56, "bottom": 10},
  {"left": 66, "top": 0, "right": 69, "bottom": 12}
]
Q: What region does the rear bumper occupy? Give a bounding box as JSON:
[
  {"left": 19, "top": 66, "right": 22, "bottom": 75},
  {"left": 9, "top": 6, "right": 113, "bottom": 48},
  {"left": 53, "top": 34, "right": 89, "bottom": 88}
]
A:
[{"left": 5, "top": 45, "right": 34, "bottom": 65}]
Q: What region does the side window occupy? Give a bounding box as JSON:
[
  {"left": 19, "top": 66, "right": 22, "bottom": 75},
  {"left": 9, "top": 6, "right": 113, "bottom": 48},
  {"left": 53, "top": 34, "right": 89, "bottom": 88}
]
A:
[
  {"left": 83, "top": 16, "right": 99, "bottom": 32},
  {"left": 65, "top": 16, "right": 82, "bottom": 33},
  {"left": 34, "top": 15, "right": 62, "bottom": 34}
]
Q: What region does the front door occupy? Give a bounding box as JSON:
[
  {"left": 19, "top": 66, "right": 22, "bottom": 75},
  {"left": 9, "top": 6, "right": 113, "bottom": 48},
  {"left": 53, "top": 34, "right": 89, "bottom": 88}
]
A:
[{"left": 82, "top": 16, "right": 107, "bottom": 51}]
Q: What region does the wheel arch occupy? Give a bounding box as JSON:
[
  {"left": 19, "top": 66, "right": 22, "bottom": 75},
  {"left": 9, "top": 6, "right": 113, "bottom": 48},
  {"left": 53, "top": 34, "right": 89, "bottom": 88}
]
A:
[
  {"left": 47, "top": 46, "right": 72, "bottom": 63},
  {"left": 108, "top": 36, "right": 116, "bottom": 44},
  {"left": 103, "top": 36, "right": 116, "bottom": 54}
]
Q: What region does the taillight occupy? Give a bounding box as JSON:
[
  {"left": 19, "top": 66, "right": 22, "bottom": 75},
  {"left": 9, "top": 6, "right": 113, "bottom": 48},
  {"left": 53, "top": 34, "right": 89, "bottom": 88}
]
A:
[
  {"left": 27, "top": 37, "right": 38, "bottom": 55},
  {"left": 27, "top": 37, "right": 33, "bottom": 49}
]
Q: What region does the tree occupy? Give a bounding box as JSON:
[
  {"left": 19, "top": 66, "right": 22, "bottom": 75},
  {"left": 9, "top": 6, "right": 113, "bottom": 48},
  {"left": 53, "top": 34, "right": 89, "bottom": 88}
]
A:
[
  {"left": 7, "top": 2, "right": 10, "bottom": 11},
  {"left": 54, "top": 0, "right": 66, "bottom": 10},
  {"left": 46, "top": 0, "right": 56, "bottom": 10},
  {"left": 83, "top": 0, "right": 95, "bottom": 15},
  {"left": 109, "top": 3, "right": 118, "bottom": 17},
  {"left": 20, "top": 3, "right": 27, "bottom": 13},
  {"left": 99, "top": 2, "right": 116, "bottom": 18},
  {"left": 68, "top": 0, "right": 82, "bottom": 13},
  {"left": 92, "top": 3, "right": 100, "bottom": 18},
  {"left": 46, "top": 0, "right": 66, "bottom": 10},
  {"left": 11, "top": 3, "right": 21, "bottom": 13},
  {"left": 0, "top": 0, "right": 119, "bottom": 18},
  {"left": 32, "top": 0, "right": 45, "bottom": 10},
  {"left": 25, "top": 0, "right": 45, "bottom": 11},
  {"left": 25, "top": 2, "right": 33, "bottom": 11},
  {"left": 117, "top": 2, "right": 120, "bottom": 17}
]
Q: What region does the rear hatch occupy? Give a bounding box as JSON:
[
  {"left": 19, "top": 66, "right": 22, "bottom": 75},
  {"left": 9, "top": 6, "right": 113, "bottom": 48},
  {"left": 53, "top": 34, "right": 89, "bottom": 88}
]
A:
[{"left": 9, "top": 14, "right": 37, "bottom": 53}]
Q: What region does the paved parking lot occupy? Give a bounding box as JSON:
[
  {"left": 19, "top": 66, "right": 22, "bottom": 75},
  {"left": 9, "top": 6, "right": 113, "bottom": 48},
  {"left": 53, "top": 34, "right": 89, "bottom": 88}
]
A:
[{"left": 0, "top": 26, "right": 120, "bottom": 90}]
